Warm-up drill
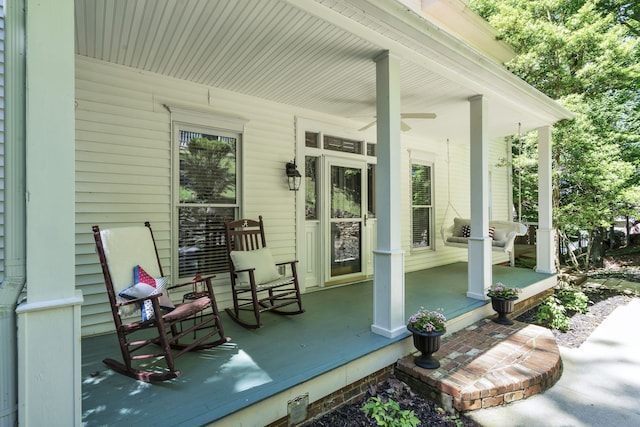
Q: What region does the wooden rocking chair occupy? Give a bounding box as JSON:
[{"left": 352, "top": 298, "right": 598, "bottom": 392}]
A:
[
  {"left": 224, "top": 216, "right": 304, "bottom": 328},
  {"left": 92, "top": 222, "right": 230, "bottom": 382}
]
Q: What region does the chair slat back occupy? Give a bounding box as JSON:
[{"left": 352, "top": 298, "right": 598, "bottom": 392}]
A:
[
  {"left": 225, "top": 217, "right": 267, "bottom": 253},
  {"left": 97, "top": 226, "right": 163, "bottom": 292}
]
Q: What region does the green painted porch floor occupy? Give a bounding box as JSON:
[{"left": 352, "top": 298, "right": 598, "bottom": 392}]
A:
[{"left": 81, "top": 262, "right": 552, "bottom": 426}]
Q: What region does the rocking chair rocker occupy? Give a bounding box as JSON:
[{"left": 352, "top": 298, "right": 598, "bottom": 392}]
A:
[
  {"left": 224, "top": 216, "right": 304, "bottom": 328},
  {"left": 92, "top": 222, "right": 230, "bottom": 382}
]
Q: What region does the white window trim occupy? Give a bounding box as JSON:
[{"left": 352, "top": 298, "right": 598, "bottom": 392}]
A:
[
  {"left": 169, "top": 108, "right": 245, "bottom": 280},
  {"left": 164, "top": 104, "right": 248, "bottom": 132}
]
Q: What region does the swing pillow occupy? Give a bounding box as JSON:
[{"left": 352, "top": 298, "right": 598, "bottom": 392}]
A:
[
  {"left": 452, "top": 219, "right": 497, "bottom": 239},
  {"left": 493, "top": 227, "right": 507, "bottom": 242},
  {"left": 452, "top": 218, "right": 470, "bottom": 237}
]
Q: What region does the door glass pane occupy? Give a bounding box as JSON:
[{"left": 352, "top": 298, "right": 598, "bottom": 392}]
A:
[
  {"left": 324, "top": 135, "right": 363, "bottom": 154},
  {"left": 305, "top": 131, "right": 319, "bottom": 148},
  {"left": 367, "top": 164, "right": 376, "bottom": 218},
  {"left": 305, "top": 156, "right": 318, "bottom": 220},
  {"left": 331, "top": 222, "right": 361, "bottom": 276},
  {"left": 330, "top": 165, "right": 362, "bottom": 277},
  {"left": 331, "top": 166, "right": 361, "bottom": 218}
]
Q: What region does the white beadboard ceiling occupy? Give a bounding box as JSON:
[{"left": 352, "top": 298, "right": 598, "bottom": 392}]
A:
[{"left": 74, "top": 0, "right": 571, "bottom": 140}]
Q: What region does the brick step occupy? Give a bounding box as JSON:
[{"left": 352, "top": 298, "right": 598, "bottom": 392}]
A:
[{"left": 396, "top": 319, "right": 561, "bottom": 412}]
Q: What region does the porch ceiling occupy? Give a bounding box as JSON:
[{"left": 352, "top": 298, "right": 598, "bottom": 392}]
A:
[{"left": 75, "top": 0, "right": 572, "bottom": 141}]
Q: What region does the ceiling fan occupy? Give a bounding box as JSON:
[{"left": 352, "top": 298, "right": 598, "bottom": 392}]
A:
[{"left": 358, "top": 112, "right": 437, "bottom": 132}]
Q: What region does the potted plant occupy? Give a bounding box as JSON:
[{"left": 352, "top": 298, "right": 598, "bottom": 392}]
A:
[
  {"left": 487, "top": 282, "right": 522, "bottom": 325},
  {"left": 406, "top": 307, "right": 447, "bottom": 369}
]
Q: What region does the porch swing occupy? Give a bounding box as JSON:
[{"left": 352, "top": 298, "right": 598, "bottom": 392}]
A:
[{"left": 439, "top": 139, "right": 527, "bottom": 266}]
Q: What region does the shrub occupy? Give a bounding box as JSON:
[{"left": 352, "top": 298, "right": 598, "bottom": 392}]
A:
[
  {"left": 536, "top": 295, "right": 570, "bottom": 331},
  {"left": 556, "top": 288, "right": 589, "bottom": 313},
  {"left": 536, "top": 287, "right": 590, "bottom": 332}
]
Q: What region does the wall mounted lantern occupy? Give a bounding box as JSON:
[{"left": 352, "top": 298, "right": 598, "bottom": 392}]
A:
[{"left": 285, "top": 160, "right": 302, "bottom": 191}]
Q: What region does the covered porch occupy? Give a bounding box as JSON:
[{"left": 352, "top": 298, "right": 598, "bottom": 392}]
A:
[
  {"left": 81, "top": 263, "right": 554, "bottom": 426},
  {"left": 1, "top": 1, "right": 575, "bottom": 425}
]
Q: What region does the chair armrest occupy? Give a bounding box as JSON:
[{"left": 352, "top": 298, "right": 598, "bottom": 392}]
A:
[
  {"left": 168, "top": 274, "right": 216, "bottom": 291},
  {"left": 170, "top": 274, "right": 220, "bottom": 302},
  {"left": 275, "top": 260, "right": 298, "bottom": 266}
]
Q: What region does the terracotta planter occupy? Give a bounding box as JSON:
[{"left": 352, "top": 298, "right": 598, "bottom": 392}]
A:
[
  {"left": 490, "top": 296, "right": 518, "bottom": 325},
  {"left": 407, "top": 324, "right": 445, "bottom": 369}
]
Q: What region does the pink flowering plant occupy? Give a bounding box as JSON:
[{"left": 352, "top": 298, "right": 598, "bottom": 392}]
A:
[
  {"left": 487, "top": 282, "right": 522, "bottom": 299},
  {"left": 407, "top": 307, "right": 447, "bottom": 333}
]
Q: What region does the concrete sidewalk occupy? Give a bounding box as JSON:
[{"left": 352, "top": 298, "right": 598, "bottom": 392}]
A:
[{"left": 468, "top": 297, "right": 640, "bottom": 427}]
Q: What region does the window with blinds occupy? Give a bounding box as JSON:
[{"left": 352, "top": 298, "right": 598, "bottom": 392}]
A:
[
  {"left": 411, "top": 162, "right": 433, "bottom": 249},
  {"left": 177, "top": 128, "right": 239, "bottom": 278}
]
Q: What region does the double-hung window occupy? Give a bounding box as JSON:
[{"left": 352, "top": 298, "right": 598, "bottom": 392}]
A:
[
  {"left": 411, "top": 161, "right": 434, "bottom": 249},
  {"left": 176, "top": 124, "right": 240, "bottom": 278}
]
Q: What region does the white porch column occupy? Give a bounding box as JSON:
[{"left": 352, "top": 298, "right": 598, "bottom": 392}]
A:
[
  {"left": 467, "top": 95, "right": 492, "bottom": 299},
  {"left": 536, "top": 126, "right": 556, "bottom": 273},
  {"left": 371, "top": 51, "right": 405, "bottom": 338},
  {"left": 15, "top": 0, "right": 82, "bottom": 426}
]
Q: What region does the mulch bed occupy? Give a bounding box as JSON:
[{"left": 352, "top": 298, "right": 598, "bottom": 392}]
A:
[{"left": 303, "top": 377, "right": 479, "bottom": 427}]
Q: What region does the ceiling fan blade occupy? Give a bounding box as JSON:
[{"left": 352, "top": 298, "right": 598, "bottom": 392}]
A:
[
  {"left": 358, "top": 112, "right": 435, "bottom": 131},
  {"left": 358, "top": 120, "right": 377, "bottom": 131},
  {"left": 400, "top": 113, "right": 436, "bottom": 119}
]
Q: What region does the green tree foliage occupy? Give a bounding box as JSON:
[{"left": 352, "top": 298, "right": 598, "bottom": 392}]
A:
[{"left": 470, "top": 0, "right": 640, "bottom": 269}]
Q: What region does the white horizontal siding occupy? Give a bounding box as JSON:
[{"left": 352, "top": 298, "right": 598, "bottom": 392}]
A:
[{"left": 76, "top": 56, "right": 305, "bottom": 336}]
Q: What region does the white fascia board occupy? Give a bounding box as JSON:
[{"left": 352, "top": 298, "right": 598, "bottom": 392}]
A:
[
  {"left": 286, "top": 0, "right": 574, "bottom": 124},
  {"left": 419, "top": 0, "right": 516, "bottom": 64}
]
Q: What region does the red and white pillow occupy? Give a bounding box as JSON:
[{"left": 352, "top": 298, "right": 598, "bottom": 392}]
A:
[{"left": 118, "top": 265, "right": 175, "bottom": 321}]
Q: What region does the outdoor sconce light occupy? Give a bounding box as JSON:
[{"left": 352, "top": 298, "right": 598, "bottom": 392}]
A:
[{"left": 286, "top": 160, "right": 302, "bottom": 191}]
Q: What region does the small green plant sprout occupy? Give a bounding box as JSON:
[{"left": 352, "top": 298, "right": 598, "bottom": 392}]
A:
[
  {"left": 487, "top": 282, "right": 522, "bottom": 299},
  {"left": 362, "top": 396, "right": 420, "bottom": 427}
]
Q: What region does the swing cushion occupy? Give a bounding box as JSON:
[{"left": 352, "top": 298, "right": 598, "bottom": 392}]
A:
[
  {"left": 451, "top": 219, "right": 496, "bottom": 239},
  {"left": 443, "top": 218, "right": 527, "bottom": 253}
]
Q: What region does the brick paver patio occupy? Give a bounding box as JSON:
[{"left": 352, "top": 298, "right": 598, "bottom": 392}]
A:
[{"left": 396, "top": 318, "right": 562, "bottom": 412}]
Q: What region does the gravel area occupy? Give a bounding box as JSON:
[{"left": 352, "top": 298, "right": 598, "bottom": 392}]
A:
[{"left": 515, "top": 286, "right": 634, "bottom": 348}]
